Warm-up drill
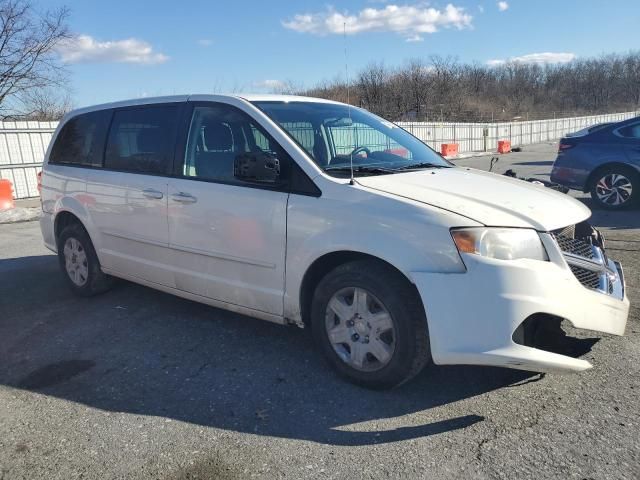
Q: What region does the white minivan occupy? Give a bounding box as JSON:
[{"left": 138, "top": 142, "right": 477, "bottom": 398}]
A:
[{"left": 40, "top": 94, "right": 630, "bottom": 388}]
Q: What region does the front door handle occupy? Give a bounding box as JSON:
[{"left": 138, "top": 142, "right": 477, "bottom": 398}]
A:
[
  {"left": 171, "top": 192, "right": 197, "bottom": 203},
  {"left": 142, "top": 188, "right": 164, "bottom": 200}
]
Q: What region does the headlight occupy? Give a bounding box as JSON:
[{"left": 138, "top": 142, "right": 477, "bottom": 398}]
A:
[{"left": 451, "top": 228, "right": 548, "bottom": 261}]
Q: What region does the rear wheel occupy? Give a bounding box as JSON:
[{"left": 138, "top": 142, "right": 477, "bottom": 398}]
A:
[
  {"left": 590, "top": 166, "right": 638, "bottom": 210},
  {"left": 57, "top": 223, "right": 114, "bottom": 296},
  {"left": 310, "top": 259, "right": 431, "bottom": 389}
]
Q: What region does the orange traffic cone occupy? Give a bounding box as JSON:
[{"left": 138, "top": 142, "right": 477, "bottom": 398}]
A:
[{"left": 0, "top": 179, "right": 15, "bottom": 210}]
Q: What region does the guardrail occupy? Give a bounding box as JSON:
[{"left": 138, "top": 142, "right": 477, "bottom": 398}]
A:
[{"left": 0, "top": 112, "right": 637, "bottom": 199}]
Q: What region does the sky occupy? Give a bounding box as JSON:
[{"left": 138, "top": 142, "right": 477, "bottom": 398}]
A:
[{"left": 38, "top": 0, "right": 640, "bottom": 107}]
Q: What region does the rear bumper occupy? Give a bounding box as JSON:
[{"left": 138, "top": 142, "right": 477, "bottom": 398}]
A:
[
  {"left": 550, "top": 164, "right": 590, "bottom": 191},
  {"left": 40, "top": 211, "right": 57, "bottom": 253},
  {"left": 411, "top": 235, "right": 629, "bottom": 373}
]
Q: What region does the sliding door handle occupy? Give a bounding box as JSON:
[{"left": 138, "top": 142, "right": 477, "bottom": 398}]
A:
[
  {"left": 171, "top": 192, "right": 197, "bottom": 203},
  {"left": 142, "top": 188, "right": 164, "bottom": 199}
]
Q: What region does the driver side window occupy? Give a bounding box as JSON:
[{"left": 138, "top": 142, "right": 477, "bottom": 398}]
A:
[{"left": 183, "top": 104, "right": 288, "bottom": 185}]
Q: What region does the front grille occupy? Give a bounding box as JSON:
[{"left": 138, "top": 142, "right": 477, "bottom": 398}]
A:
[
  {"left": 554, "top": 224, "right": 575, "bottom": 239},
  {"left": 569, "top": 265, "right": 601, "bottom": 290},
  {"left": 552, "top": 234, "right": 596, "bottom": 259},
  {"left": 551, "top": 224, "right": 611, "bottom": 293}
]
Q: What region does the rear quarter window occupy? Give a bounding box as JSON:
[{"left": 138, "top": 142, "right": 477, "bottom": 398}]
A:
[
  {"left": 617, "top": 122, "right": 640, "bottom": 139},
  {"left": 49, "top": 110, "right": 111, "bottom": 166}
]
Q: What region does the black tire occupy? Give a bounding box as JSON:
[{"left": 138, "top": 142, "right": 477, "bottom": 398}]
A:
[
  {"left": 589, "top": 165, "right": 639, "bottom": 210},
  {"left": 57, "top": 223, "right": 114, "bottom": 296},
  {"left": 310, "top": 259, "right": 431, "bottom": 389}
]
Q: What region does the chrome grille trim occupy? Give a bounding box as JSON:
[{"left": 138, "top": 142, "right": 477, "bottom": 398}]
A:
[{"left": 551, "top": 224, "right": 615, "bottom": 295}]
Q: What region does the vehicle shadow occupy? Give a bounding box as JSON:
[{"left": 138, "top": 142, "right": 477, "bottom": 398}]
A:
[{"left": 0, "top": 254, "right": 598, "bottom": 446}]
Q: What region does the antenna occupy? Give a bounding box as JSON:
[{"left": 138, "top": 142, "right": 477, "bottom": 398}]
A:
[{"left": 344, "top": 22, "right": 355, "bottom": 185}]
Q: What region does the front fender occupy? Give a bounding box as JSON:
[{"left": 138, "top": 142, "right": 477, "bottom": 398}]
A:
[{"left": 283, "top": 189, "right": 471, "bottom": 323}]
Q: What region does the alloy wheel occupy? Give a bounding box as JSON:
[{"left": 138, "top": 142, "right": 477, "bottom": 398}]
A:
[{"left": 596, "top": 173, "right": 633, "bottom": 206}]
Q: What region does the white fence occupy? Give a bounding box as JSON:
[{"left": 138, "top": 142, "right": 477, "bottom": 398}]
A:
[
  {"left": 1, "top": 111, "right": 638, "bottom": 199},
  {"left": 0, "top": 121, "right": 57, "bottom": 199},
  {"left": 398, "top": 111, "right": 638, "bottom": 154}
]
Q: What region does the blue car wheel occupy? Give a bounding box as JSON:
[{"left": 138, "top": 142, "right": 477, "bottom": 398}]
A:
[{"left": 590, "top": 166, "right": 638, "bottom": 210}]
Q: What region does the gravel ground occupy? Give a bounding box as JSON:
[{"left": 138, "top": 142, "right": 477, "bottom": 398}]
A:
[{"left": 1, "top": 143, "right": 639, "bottom": 480}]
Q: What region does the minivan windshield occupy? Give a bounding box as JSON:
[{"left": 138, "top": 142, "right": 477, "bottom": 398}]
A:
[{"left": 253, "top": 101, "right": 451, "bottom": 176}]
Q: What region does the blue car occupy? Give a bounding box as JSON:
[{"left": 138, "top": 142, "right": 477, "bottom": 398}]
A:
[{"left": 551, "top": 116, "right": 640, "bottom": 209}]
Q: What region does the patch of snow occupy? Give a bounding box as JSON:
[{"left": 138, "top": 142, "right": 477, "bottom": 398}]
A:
[{"left": 0, "top": 207, "right": 41, "bottom": 224}]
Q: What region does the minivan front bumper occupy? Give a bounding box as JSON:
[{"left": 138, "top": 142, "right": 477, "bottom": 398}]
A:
[{"left": 411, "top": 230, "right": 629, "bottom": 373}]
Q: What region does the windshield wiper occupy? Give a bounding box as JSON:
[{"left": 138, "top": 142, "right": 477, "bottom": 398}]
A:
[
  {"left": 323, "top": 165, "right": 397, "bottom": 175},
  {"left": 395, "top": 162, "right": 451, "bottom": 170}
]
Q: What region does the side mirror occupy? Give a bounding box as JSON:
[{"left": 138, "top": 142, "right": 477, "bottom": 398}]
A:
[{"left": 234, "top": 152, "right": 281, "bottom": 184}]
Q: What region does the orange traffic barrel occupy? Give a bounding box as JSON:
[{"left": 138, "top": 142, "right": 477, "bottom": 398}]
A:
[
  {"left": 0, "top": 178, "right": 15, "bottom": 210},
  {"left": 441, "top": 143, "right": 459, "bottom": 156},
  {"left": 498, "top": 140, "right": 511, "bottom": 154}
]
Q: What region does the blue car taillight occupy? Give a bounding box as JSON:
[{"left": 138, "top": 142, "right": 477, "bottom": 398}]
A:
[{"left": 558, "top": 142, "right": 576, "bottom": 152}]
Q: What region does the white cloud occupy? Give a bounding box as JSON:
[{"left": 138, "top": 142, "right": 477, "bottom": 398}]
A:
[
  {"left": 497, "top": 1, "right": 509, "bottom": 11},
  {"left": 57, "top": 35, "right": 168, "bottom": 65},
  {"left": 253, "top": 79, "right": 287, "bottom": 91},
  {"left": 405, "top": 34, "right": 424, "bottom": 42},
  {"left": 478, "top": 5, "right": 485, "bottom": 13},
  {"left": 487, "top": 52, "right": 576, "bottom": 66},
  {"left": 282, "top": 3, "right": 472, "bottom": 41},
  {"left": 197, "top": 39, "right": 213, "bottom": 47}
]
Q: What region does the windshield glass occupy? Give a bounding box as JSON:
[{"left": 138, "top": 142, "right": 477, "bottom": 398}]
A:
[{"left": 252, "top": 101, "right": 450, "bottom": 175}]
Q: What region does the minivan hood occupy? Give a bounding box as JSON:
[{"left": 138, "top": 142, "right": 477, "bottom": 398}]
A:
[{"left": 357, "top": 167, "right": 591, "bottom": 231}]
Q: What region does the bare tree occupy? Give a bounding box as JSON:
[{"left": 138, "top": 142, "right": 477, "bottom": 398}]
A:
[
  {"left": 400, "top": 59, "right": 432, "bottom": 118},
  {"left": 357, "top": 62, "right": 388, "bottom": 114},
  {"left": 620, "top": 53, "right": 640, "bottom": 108},
  {"left": 307, "top": 75, "right": 352, "bottom": 104},
  {"left": 0, "top": 0, "right": 70, "bottom": 118},
  {"left": 20, "top": 86, "right": 72, "bottom": 120},
  {"left": 304, "top": 51, "right": 640, "bottom": 121},
  {"left": 269, "top": 79, "right": 303, "bottom": 95}
]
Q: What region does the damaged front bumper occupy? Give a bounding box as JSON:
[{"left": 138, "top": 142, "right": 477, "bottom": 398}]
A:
[{"left": 411, "top": 224, "right": 630, "bottom": 374}]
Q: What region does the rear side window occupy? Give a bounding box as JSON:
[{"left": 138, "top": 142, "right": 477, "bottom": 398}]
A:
[
  {"left": 618, "top": 122, "right": 640, "bottom": 139},
  {"left": 105, "top": 105, "right": 179, "bottom": 174},
  {"left": 49, "top": 110, "right": 111, "bottom": 166}
]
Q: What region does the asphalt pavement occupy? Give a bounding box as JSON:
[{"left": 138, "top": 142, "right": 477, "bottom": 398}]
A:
[{"left": 1, "top": 143, "right": 639, "bottom": 479}]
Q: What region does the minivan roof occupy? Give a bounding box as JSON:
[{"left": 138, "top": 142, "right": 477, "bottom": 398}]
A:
[
  {"left": 236, "top": 93, "right": 343, "bottom": 104},
  {"left": 62, "top": 94, "right": 344, "bottom": 121}
]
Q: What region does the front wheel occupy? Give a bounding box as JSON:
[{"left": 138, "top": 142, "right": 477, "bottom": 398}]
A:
[
  {"left": 590, "top": 167, "right": 638, "bottom": 210},
  {"left": 310, "top": 260, "right": 431, "bottom": 389}
]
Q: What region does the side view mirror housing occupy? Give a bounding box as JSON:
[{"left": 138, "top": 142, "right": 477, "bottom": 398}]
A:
[{"left": 234, "top": 152, "right": 281, "bottom": 184}]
